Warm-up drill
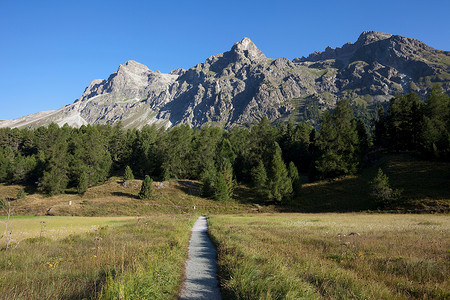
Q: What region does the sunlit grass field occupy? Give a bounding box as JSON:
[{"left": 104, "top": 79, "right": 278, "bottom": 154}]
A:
[
  {"left": 0, "top": 178, "right": 268, "bottom": 217},
  {"left": 0, "top": 214, "right": 195, "bottom": 299},
  {"left": 0, "top": 216, "right": 133, "bottom": 247},
  {"left": 209, "top": 213, "right": 450, "bottom": 299}
]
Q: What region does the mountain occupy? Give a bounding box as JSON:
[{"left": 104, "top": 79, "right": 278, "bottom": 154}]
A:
[{"left": 1, "top": 31, "right": 449, "bottom": 129}]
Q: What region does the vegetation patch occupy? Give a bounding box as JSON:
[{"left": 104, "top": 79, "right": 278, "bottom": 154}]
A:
[
  {"left": 0, "top": 214, "right": 194, "bottom": 299},
  {"left": 209, "top": 213, "right": 450, "bottom": 299}
]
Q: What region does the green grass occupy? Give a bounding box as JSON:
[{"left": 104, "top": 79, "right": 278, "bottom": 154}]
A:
[
  {"left": 208, "top": 213, "right": 450, "bottom": 299},
  {"left": 0, "top": 216, "right": 133, "bottom": 247},
  {"left": 294, "top": 153, "right": 450, "bottom": 212},
  {"left": 0, "top": 214, "right": 195, "bottom": 299}
]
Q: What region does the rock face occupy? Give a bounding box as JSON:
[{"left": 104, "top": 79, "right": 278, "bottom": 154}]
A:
[{"left": 1, "top": 32, "right": 449, "bottom": 129}]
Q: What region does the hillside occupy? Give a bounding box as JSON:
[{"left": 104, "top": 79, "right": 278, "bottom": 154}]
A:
[{"left": 1, "top": 31, "right": 449, "bottom": 129}]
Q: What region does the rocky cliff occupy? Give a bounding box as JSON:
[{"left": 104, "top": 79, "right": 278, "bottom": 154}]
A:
[{"left": 1, "top": 31, "right": 449, "bottom": 129}]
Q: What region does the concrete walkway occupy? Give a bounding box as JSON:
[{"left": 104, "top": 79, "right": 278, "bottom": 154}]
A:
[{"left": 179, "top": 216, "right": 222, "bottom": 300}]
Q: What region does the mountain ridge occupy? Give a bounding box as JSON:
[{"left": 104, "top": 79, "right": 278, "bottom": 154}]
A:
[{"left": 1, "top": 32, "right": 449, "bottom": 129}]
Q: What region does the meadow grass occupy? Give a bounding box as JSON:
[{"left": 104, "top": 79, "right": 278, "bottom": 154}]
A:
[
  {"left": 0, "top": 178, "right": 268, "bottom": 217},
  {"left": 0, "top": 216, "right": 132, "bottom": 248},
  {"left": 0, "top": 214, "right": 195, "bottom": 299},
  {"left": 295, "top": 153, "right": 450, "bottom": 212},
  {"left": 208, "top": 213, "right": 450, "bottom": 299}
]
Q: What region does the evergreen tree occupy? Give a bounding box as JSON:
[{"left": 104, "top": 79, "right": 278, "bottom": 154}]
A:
[
  {"left": 315, "top": 99, "right": 359, "bottom": 179},
  {"left": 16, "top": 188, "right": 26, "bottom": 199},
  {"left": 40, "top": 166, "right": 69, "bottom": 195},
  {"left": 374, "top": 106, "right": 388, "bottom": 148},
  {"left": 386, "top": 92, "right": 425, "bottom": 151},
  {"left": 288, "top": 161, "right": 301, "bottom": 197},
  {"left": 138, "top": 175, "right": 153, "bottom": 199},
  {"left": 214, "top": 159, "right": 235, "bottom": 201},
  {"left": 214, "top": 173, "right": 229, "bottom": 201},
  {"left": 251, "top": 160, "right": 269, "bottom": 200},
  {"left": 191, "top": 126, "right": 223, "bottom": 179},
  {"left": 355, "top": 119, "right": 369, "bottom": 162},
  {"left": 217, "top": 138, "right": 236, "bottom": 166},
  {"left": 124, "top": 165, "right": 134, "bottom": 181},
  {"left": 71, "top": 125, "right": 112, "bottom": 187},
  {"left": 268, "top": 142, "right": 292, "bottom": 203},
  {"left": 420, "top": 86, "right": 450, "bottom": 159},
  {"left": 38, "top": 124, "right": 71, "bottom": 195},
  {"left": 370, "top": 168, "right": 401, "bottom": 206},
  {"left": 201, "top": 161, "right": 217, "bottom": 197},
  {"left": 77, "top": 171, "right": 89, "bottom": 195}
]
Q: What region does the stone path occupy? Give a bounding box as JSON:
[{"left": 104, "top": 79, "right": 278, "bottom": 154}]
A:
[{"left": 179, "top": 216, "right": 222, "bottom": 300}]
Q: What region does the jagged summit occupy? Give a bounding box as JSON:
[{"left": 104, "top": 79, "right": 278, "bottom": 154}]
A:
[
  {"left": 230, "top": 37, "right": 266, "bottom": 61},
  {"left": 356, "top": 31, "right": 393, "bottom": 46},
  {"left": 1, "top": 31, "right": 448, "bottom": 130}
]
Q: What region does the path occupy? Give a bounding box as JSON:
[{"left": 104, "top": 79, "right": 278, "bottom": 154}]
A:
[{"left": 179, "top": 216, "right": 222, "bottom": 300}]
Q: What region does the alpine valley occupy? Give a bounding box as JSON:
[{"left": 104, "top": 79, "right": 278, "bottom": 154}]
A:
[{"left": 1, "top": 31, "right": 449, "bottom": 129}]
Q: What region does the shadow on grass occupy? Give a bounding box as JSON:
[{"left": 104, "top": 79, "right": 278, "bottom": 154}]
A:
[
  {"left": 175, "top": 180, "right": 202, "bottom": 196},
  {"left": 112, "top": 191, "right": 139, "bottom": 199}
]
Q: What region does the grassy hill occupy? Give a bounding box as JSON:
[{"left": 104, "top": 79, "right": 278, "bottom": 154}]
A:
[
  {"left": 291, "top": 153, "right": 450, "bottom": 212},
  {"left": 1, "top": 153, "right": 448, "bottom": 216},
  {"left": 0, "top": 178, "right": 273, "bottom": 217}
]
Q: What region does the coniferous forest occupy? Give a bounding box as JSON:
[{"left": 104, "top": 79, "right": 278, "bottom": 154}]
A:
[{"left": 0, "top": 87, "right": 449, "bottom": 206}]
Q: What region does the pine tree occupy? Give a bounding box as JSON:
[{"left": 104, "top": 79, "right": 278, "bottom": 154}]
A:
[
  {"left": 268, "top": 142, "right": 292, "bottom": 203},
  {"left": 77, "top": 171, "right": 89, "bottom": 195},
  {"left": 251, "top": 160, "right": 268, "bottom": 200},
  {"left": 288, "top": 161, "right": 301, "bottom": 197},
  {"left": 16, "top": 188, "right": 26, "bottom": 199},
  {"left": 370, "top": 168, "right": 401, "bottom": 206},
  {"left": 40, "top": 166, "right": 69, "bottom": 196},
  {"left": 214, "top": 159, "right": 235, "bottom": 201},
  {"left": 419, "top": 86, "right": 450, "bottom": 159},
  {"left": 138, "top": 175, "right": 153, "bottom": 199},
  {"left": 217, "top": 138, "right": 236, "bottom": 166},
  {"left": 214, "top": 173, "right": 229, "bottom": 201},
  {"left": 124, "top": 165, "right": 134, "bottom": 181},
  {"left": 201, "top": 162, "right": 217, "bottom": 197},
  {"left": 315, "top": 99, "right": 359, "bottom": 179}
]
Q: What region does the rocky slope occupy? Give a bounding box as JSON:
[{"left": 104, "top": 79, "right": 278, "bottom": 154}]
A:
[{"left": 1, "top": 31, "right": 449, "bottom": 129}]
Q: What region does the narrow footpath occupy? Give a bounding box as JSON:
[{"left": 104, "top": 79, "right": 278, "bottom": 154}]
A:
[{"left": 179, "top": 216, "right": 222, "bottom": 300}]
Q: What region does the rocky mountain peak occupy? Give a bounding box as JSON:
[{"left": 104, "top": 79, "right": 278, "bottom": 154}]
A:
[
  {"left": 231, "top": 37, "right": 266, "bottom": 61},
  {"left": 1, "top": 31, "right": 449, "bottom": 130},
  {"left": 356, "top": 31, "right": 393, "bottom": 46}
]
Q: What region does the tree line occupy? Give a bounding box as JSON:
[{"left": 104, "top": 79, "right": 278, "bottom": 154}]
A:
[{"left": 0, "top": 86, "right": 448, "bottom": 203}]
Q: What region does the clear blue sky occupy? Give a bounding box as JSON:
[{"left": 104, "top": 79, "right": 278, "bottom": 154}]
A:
[{"left": 1, "top": 0, "right": 449, "bottom": 120}]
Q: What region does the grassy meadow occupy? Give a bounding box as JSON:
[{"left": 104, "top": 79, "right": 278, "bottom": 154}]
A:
[
  {"left": 295, "top": 153, "right": 450, "bottom": 212},
  {"left": 0, "top": 178, "right": 268, "bottom": 217},
  {"left": 0, "top": 214, "right": 195, "bottom": 299},
  {"left": 0, "top": 153, "right": 448, "bottom": 299},
  {"left": 208, "top": 213, "right": 450, "bottom": 299}
]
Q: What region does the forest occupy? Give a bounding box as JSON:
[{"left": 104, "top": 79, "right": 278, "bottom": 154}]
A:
[{"left": 0, "top": 86, "right": 448, "bottom": 206}]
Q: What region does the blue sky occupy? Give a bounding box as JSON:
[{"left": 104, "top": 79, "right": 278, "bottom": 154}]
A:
[{"left": 1, "top": 0, "right": 449, "bottom": 120}]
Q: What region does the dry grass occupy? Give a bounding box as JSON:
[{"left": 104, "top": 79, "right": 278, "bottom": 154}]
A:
[
  {"left": 0, "top": 214, "right": 195, "bottom": 299},
  {"left": 208, "top": 213, "right": 450, "bottom": 299},
  {"left": 0, "top": 178, "right": 270, "bottom": 217}
]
